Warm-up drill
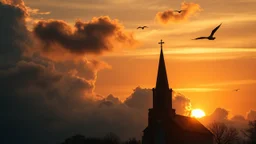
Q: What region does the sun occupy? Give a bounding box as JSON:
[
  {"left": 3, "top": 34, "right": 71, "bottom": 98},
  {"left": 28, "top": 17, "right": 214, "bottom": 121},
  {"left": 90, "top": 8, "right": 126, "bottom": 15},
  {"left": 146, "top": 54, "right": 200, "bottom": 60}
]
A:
[{"left": 191, "top": 109, "right": 206, "bottom": 118}]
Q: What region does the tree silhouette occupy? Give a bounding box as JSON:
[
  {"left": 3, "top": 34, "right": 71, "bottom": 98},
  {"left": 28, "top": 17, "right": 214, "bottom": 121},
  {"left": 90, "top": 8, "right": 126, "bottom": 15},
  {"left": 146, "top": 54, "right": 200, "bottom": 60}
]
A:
[
  {"left": 241, "top": 120, "right": 256, "bottom": 144},
  {"left": 103, "top": 132, "right": 121, "bottom": 144},
  {"left": 60, "top": 133, "right": 142, "bottom": 144},
  {"left": 123, "top": 138, "right": 141, "bottom": 144},
  {"left": 208, "top": 121, "right": 239, "bottom": 144},
  {"left": 61, "top": 134, "right": 87, "bottom": 144}
]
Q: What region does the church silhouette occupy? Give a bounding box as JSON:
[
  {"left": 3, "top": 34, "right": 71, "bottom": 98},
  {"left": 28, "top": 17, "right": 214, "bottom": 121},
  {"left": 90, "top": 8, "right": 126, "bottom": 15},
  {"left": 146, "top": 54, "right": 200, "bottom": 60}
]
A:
[{"left": 142, "top": 40, "right": 214, "bottom": 144}]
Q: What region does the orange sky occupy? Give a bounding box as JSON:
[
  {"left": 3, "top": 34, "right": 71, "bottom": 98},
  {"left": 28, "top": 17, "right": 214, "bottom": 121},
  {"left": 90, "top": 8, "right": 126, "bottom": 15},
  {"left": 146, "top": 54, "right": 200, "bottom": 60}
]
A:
[{"left": 23, "top": 0, "right": 256, "bottom": 117}]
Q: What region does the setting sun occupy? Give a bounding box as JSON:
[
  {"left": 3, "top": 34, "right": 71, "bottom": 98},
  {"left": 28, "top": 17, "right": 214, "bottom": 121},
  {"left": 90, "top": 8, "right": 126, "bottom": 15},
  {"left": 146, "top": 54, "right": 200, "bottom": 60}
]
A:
[{"left": 191, "top": 109, "right": 206, "bottom": 118}]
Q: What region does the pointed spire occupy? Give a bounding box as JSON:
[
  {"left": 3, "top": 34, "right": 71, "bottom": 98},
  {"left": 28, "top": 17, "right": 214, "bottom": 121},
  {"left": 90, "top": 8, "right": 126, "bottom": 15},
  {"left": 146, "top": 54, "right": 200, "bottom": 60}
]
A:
[{"left": 156, "top": 40, "right": 169, "bottom": 89}]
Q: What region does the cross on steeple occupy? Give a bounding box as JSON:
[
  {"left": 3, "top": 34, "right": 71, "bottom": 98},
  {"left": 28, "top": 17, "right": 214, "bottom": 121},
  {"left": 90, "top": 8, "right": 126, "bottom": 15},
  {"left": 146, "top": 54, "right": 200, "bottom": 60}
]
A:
[{"left": 158, "top": 39, "right": 164, "bottom": 49}]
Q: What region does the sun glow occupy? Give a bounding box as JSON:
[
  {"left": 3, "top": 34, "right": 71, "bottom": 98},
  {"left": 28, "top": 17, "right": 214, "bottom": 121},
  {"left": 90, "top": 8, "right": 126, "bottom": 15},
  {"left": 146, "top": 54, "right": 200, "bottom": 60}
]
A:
[{"left": 191, "top": 109, "right": 206, "bottom": 118}]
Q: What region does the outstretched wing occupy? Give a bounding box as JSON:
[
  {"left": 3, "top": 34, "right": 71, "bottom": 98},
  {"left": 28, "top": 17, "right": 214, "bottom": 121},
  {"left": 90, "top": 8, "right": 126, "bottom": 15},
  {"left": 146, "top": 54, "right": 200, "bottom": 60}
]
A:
[
  {"left": 174, "top": 10, "right": 182, "bottom": 13},
  {"left": 143, "top": 26, "right": 148, "bottom": 28},
  {"left": 192, "top": 37, "right": 208, "bottom": 40},
  {"left": 210, "top": 23, "right": 222, "bottom": 37},
  {"left": 137, "top": 26, "right": 142, "bottom": 29}
]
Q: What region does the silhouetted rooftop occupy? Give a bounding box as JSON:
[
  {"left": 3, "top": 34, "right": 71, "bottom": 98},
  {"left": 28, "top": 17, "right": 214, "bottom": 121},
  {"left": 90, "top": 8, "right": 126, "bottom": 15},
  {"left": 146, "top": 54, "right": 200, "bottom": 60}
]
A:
[{"left": 173, "top": 115, "right": 213, "bottom": 135}]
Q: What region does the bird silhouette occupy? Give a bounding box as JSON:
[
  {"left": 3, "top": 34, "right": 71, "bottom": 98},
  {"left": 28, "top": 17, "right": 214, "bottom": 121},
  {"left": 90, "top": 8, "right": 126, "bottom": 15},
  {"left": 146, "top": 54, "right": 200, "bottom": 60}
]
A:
[
  {"left": 234, "top": 89, "right": 240, "bottom": 92},
  {"left": 174, "top": 10, "right": 183, "bottom": 13},
  {"left": 137, "top": 26, "right": 148, "bottom": 29},
  {"left": 192, "top": 23, "right": 222, "bottom": 40}
]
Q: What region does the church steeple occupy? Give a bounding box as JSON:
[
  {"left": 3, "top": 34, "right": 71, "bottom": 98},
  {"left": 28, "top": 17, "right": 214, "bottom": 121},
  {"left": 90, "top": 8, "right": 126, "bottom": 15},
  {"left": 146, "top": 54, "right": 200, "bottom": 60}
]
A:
[
  {"left": 152, "top": 40, "right": 173, "bottom": 115},
  {"left": 156, "top": 40, "right": 169, "bottom": 90}
]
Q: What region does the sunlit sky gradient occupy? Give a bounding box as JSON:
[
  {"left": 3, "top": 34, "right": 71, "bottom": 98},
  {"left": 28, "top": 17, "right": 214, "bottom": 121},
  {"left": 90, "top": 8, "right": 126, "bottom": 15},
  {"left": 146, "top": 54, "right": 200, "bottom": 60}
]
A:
[{"left": 23, "top": 0, "right": 256, "bottom": 117}]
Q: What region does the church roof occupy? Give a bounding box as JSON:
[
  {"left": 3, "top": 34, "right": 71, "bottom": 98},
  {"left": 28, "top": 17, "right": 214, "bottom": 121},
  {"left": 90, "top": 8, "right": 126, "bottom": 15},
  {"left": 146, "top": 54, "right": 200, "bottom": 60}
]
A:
[
  {"left": 172, "top": 115, "right": 213, "bottom": 135},
  {"left": 143, "top": 115, "right": 213, "bottom": 135},
  {"left": 155, "top": 42, "right": 169, "bottom": 90}
]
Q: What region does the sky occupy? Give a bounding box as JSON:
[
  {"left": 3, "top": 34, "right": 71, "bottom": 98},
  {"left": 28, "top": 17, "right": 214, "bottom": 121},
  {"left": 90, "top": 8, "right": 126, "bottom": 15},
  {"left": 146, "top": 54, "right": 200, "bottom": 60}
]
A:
[
  {"left": 21, "top": 0, "right": 256, "bottom": 116},
  {"left": 1, "top": 0, "right": 256, "bottom": 143}
]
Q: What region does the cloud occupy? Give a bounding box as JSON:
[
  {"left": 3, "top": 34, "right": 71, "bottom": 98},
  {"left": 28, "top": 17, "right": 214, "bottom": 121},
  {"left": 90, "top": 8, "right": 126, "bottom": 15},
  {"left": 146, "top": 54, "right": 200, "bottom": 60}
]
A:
[
  {"left": 0, "top": 59, "right": 97, "bottom": 144},
  {"left": 0, "top": 0, "right": 31, "bottom": 66},
  {"left": 124, "top": 87, "right": 192, "bottom": 115},
  {"left": 155, "top": 2, "right": 202, "bottom": 24},
  {"left": 0, "top": 1, "right": 141, "bottom": 143},
  {"left": 200, "top": 108, "right": 230, "bottom": 125},
  {"left": 172, "top": 91, "right": 192, "bottom": 116},
  {"left": 210, "top": 108, "right": 229, "bottom": 121},
  {"left": 199, "top": 80, "right": 256, "bottom": 87},
  {"left": 26, "top": 7, "right": 50, "bottom": 15},
  {"left": 54, "top": 58, "right": 111, "bottom": 81},
  {"left": 246, "top": 110, "right": 256, "bottom": 121},
  {"left": 231, "top": 115, "right": 246, "bottom": 122},
  {"left": 33, "top": 16, "right": 138, "bottom": 55},
  {"left": 106, "top": 47, "right": 256, "bottom": 61},
  {"left": 176, "top": 87, "right": 224, "bottom": 92},
  {"left": 1, "top": 0, "right": 27, "bottom": 11},
  {"left": 1, "top": 0, "right": 48, "bottom": 17},
  {"left": 124, "top": 87, "right": 152, "bottom": 109},
  {"left": 199, "top": 108, "right": 254, "bottom": 138}
]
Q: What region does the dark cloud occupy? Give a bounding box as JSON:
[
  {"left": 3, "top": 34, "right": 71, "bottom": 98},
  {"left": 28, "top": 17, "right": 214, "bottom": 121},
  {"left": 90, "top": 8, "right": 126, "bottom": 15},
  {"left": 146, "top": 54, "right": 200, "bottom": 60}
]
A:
[
  {"left": 0, "top": 1, "right": 31, "bottom": 66},
  {"left": 33, "top": 16, "right": 138, "bottom": 55},
  {"left": 98, "top": 94, "right": 122, "bottom": 107},
  {"left": 124, "top": 87, "right": 152, "bottom": 109},
  {"left": 155, "top": 2, "right": 202, "bottom": 24},
  {"left": 0, "top": 58, "right": 96, "bottom": 144},
  {"left": 105, "top": 94, "right": 122, "bottom": 104},
  {"left": 0, "top": 1, "right": 138, "bottom": 143},
  {"left": 124, "top": 87, "right": 192, "bottom": 115}
]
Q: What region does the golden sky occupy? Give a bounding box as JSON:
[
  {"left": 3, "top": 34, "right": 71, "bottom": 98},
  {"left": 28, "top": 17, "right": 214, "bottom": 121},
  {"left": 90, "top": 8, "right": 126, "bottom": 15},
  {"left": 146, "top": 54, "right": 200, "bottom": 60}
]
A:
[{"left": 23, "top": 0, "right": 256, "bottom": 117}]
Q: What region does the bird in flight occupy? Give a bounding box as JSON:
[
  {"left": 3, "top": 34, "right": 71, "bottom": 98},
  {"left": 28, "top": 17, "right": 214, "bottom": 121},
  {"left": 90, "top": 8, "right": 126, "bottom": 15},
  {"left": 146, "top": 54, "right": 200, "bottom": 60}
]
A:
[
  {"left": 137, "top": 26, "right": 148, "bottom": 29},
  {"left": 174, "top": 10, "right": 183, "bottom": 13},
  {"left": 192, "top": 23, "right": 222, "bottom": 40},
  {"left": 234, "top": 89, "right": 240, "bottom": 92}
]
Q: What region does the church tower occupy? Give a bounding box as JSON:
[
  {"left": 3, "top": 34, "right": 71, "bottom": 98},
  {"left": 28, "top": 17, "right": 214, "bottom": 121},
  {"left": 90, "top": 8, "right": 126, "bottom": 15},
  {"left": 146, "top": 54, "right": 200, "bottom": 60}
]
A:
[
  {"left": 142, "top": 40, "right": 176, "bottom": 144},
  {"left": 142, "top": 40, "right": 214, "bottom": 144},
  {"left": 152, "top": 40, "right": 175, "bottom": 119}
]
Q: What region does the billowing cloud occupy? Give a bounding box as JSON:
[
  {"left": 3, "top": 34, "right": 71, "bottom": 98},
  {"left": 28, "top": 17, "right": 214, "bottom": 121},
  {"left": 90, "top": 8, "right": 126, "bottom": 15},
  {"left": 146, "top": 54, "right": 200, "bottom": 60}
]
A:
[
  {"left": 231, "top": 115, "right": 246, "bottom": 122},
  {"left": 54, "top": 58, "right": 111, "bottom": 81},
  {"left": 0, "top": 0, "right": 31, "bottom": 66},
  {"left": 124, "top": 87, "right": 192, "bottom": 115},
  {"left": 155, "top": 2, "right": 202, "bottom": 24},
  {"left": 198, "top": 108, "right": 255, "bottom": 139},
  {"left": 199, "top": 108, "right": 230, "bottom": 128},
  {"left": 247, "top": 110, "right": 256, "bottom": 121},
  {"left": 172, "top": 91, "right": 192, "bottom": 116},
  {"left": 124, "top": 87, "right": 152, "bottom": 109},
  {"left": 33, "top": 16, "right": 138, "bottom": 55},
  {"left": 208, "top": 108, "right": 229, "bottom": 122},
  {"left": 0, "top": 1, "right": 139, "bottom": 143}
]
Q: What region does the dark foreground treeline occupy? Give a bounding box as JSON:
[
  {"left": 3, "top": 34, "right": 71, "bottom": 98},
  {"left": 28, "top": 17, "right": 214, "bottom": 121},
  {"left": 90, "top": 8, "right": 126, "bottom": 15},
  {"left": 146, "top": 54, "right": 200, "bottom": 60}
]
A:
[
  {"left": 60, "top": 120, "right": 256, "bottom": 144},
  {"left": 60, "top": 133, "right": 141, "bottom": 144}
]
